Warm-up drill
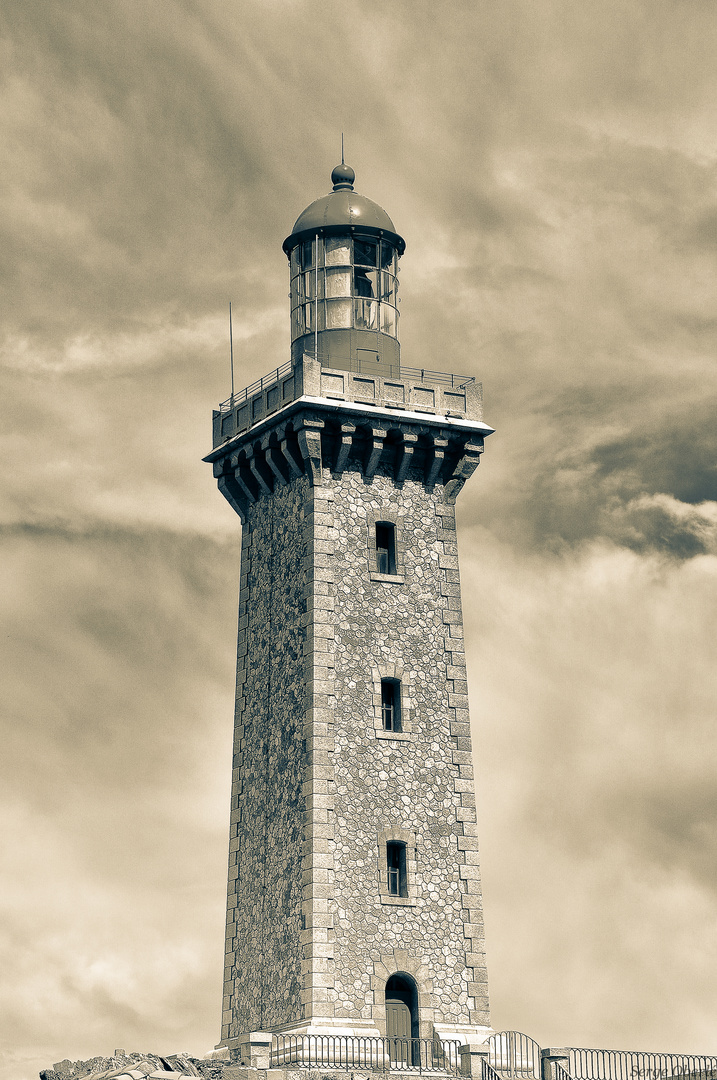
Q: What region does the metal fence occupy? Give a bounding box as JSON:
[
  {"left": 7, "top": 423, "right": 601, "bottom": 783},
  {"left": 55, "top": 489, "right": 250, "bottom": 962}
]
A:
[
  {"left": 271, "top": 1034, "right": 462, "bottom": 1073},
  {"left": 568, "top": 1048, "right": 717, "bottom": 1080},
  {"left": 483, "top": 1058, "right": 505, "bottom": 1080},
  {"left": 487, "top": 1032, "right": 543, "bottom": 1080},
  {"left": 219, "top": 360, "right": 293, "bottom": 413},
  {"left": 390, "top": 363, "right": 475, "bottom": 389}
]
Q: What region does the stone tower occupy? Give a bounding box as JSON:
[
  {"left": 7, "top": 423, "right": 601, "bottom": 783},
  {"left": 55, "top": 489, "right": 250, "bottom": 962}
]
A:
[{"left": 205, "top": 163, "right": 494, "bottom": 1057}]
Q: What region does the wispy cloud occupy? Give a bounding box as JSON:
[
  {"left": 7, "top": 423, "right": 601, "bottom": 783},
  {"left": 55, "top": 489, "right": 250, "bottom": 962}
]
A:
[{"left": 2, "top": 0, "right": 717, "bottom": 1075}]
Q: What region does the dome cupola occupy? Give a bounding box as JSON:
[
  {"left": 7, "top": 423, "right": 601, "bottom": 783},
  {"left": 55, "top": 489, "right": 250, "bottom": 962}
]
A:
[{"left": 283, "top": 164, "right": 406, "bottom": 376}]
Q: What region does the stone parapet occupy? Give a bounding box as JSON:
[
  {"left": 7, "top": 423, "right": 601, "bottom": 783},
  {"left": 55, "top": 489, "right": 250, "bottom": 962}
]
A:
[{"left": 212, "top": 355, "right": 486, "bottom": 448}]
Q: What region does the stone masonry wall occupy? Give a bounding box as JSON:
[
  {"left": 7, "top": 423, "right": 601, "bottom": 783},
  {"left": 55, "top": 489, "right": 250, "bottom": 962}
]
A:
[
  {"left": 222, "top": 476, "right": 311, "bottom": 1039},
  {"left": 327, "top": 463, "right": 489, "bottom": 1033}
]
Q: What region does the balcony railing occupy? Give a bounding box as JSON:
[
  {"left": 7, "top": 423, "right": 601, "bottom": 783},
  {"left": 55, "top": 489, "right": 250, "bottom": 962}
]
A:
[
  {"left": 219, "top": 360, "right": 293, "bottom": 414},
  {"left": 271, "top": 1034, "right": 462, "bottom": 1073}
]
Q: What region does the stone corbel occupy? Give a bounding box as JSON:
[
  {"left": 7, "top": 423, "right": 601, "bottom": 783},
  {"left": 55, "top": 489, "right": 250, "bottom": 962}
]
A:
[
  {"left": 333, "top": 423, "right": 356, "bottom": 475},
  {"left": 365, "top": 427, "right": 387, "bottom": 480},
  {"left": 232, "top": 466, "right": 259, "bottom": 507},
  {"left": 425, "top": 437, "right": 449, "bottom": 489},
  {"left": 248, "top": 446, "right": 273, "bottom": 496},
  {"left": 396, "top": 432, "right": 418, "bottom": 483},
  {"left": 297, "top": 419, "right": 324, "bottom": 486},
  {"left": 261, "top": 434, "right": 289, "bottom": 488},
  {"left": 280, "top": 434, "right": 304, "bottom": 479},
  {"left": 444, "top": 440, "right": 484, "bottom": 502},
  {"left": 217, "top": 474, "right": 248, "bottom": 523}
]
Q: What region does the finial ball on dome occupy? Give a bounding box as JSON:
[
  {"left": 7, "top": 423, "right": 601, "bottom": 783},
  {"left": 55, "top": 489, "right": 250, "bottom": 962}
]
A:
[{"left": 331, "top": 163, "right": 355, "bottom": 191}]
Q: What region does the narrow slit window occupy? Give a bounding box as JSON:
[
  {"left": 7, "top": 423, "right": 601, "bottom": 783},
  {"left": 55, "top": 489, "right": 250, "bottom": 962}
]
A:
[
  {"left": 376, "top": 522, "right": 396, "bottom": 575},
  {"left": 387, "top": 841, "right": 408, "bottom": 897},
  {"left": 381, "top": 679, "right": 401, "bottom": 733}
]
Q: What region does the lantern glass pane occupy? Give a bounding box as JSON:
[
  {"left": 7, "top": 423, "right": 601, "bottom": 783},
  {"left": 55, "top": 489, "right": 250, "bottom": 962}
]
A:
[
  {"left": 324, "top": 237, "right": 351, "bottom": 266},
  {"left": 354, "top": 239, "right": 378, "bottom": 267},
  {"left": 300, "top": 240, "right": 313, "bottom": 270},
  {"left": 381, "top": 303, "right": 396, "bottom": 337},
  {"left": 325, "top": 268, "right": 351, "bottom": 297},
  {"left": 381, "top": 273, "right": 396, "bottom": 304},
  {"left": 380, "top": 242, "right": 396, "bottom": 272},
  {"left": 354, "top": 268, "right": 378, "bottom": 298},
  {"left": 325, "top": 298, "right": 352, "bottom": 328},
  {"left": 354, "top": 298, "right": 378, "bottom": 330}
]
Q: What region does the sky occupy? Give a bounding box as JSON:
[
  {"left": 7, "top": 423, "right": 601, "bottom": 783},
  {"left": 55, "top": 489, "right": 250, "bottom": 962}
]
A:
[{"left": 2, "top": 1, "right": 717, "bottom": 1077}]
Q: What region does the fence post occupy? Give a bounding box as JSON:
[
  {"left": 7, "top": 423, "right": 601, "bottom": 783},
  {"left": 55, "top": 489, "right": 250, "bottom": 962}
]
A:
[
  {"left": 460, "top": 1043, "right": 490, "bottom": 1078},
  {"left": 236, "top": 1031, "right": 273, "bottom": 1069},
  {"left": 542, "top": 1047, "right": 571, "bottom": 1080}
]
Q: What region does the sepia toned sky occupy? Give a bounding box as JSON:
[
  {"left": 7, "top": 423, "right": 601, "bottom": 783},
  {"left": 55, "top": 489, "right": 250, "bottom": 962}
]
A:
[{"left": 2, "top": 2, "right": 717, "bottom": 1077}]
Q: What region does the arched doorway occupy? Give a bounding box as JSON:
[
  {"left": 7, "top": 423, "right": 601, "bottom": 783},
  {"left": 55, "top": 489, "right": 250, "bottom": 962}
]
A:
[{"left": 385, "top": 972, "right": 418, "bottom": 1065}]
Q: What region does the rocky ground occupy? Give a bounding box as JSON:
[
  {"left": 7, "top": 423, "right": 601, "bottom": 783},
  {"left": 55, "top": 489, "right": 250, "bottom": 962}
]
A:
[{"left": 39, "top": 1050, "right": 230, "bottom": 1080}]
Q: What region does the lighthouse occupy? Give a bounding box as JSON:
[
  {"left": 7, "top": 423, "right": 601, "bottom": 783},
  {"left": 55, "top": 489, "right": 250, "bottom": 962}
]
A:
[{"left": 205, "top": 163, "right": 493, "bottom": 1059}]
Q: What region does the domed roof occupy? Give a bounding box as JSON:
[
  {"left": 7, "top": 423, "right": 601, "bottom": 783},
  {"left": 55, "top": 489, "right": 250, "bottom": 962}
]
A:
[{"left": 283, "top": 164, "right": 406, "bottom": 256}]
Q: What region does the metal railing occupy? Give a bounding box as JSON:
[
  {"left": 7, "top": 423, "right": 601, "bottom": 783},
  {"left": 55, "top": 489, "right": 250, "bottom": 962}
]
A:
[
  {"left": 383, "top": 363, "right": 474, "bottom": 389},
  {"left": 487, "top": 1032, "right": 542, "bottom": 1080},
  {"left": 271, "top": 1034, "right": 462, "bottom": 1073},
  {"left": 568, "top": 1048, "right": 717, "bottom": 1080},
  {"left": 312, "top": 353, "right": 475, "bottom": 389},
  {"left": 219, "top": 360, "right": 293, "bottom": 413},
  {"left": 484, "top": 1059, "right": 506, "bottom": 1080}
]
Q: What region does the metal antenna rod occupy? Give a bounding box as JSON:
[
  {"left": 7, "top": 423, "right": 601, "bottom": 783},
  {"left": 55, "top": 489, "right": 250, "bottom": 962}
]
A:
[
  {"left": 314, "top": 242, "right": 318, "bottom": 362},
  {"left": 341, "top": 132, "right": 344, "bottom": 165},
  {"left": 229, "top": 302, "right": 235, "bottom": 405}
]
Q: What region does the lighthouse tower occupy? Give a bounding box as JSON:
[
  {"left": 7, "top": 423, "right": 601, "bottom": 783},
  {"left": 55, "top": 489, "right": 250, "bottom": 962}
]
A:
[{"left": 206, "top": 163, "right": 493, "bottom": 1058}]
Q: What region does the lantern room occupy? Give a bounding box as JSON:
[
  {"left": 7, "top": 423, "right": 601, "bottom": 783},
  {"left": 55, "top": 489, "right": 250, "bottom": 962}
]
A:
[{"left": 282, "top": 163, "right": 406, "bottom": 377}]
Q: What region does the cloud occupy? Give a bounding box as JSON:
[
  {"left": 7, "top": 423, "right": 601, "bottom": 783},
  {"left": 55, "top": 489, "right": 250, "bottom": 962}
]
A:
[
  {"left": 463, "top": 534, "right": 717, "bottom": 1048},
  {"left": 602, "top": 493, "right": 717, "bottom": 556},
  {"left": 0, "top": 522, "right": 236, "bottom": 1076},
  {"left": 2, "top": 0, "right": 717, "bottom": 1074}
]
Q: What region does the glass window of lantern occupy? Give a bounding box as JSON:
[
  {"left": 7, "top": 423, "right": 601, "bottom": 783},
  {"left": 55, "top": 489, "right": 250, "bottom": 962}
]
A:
[
  {"left": 324, "top": 236, "right": 351, "bottom": 266},
  {"left": 290, "top": 247, "right": 301, "bottom": 276},
  {"left": 380, "top": 272, "right": 396, "bottom": 304},
  {"left": 300, "top": 239, "right": 314, "bottom": 271},
  {"left": 305, "top": 270, "right": 324, "bottom": 300},
  {"left": 380, "top": 241, "right": 396, "bottom": 272},
  {"left": 291, "top": 307, "right": 304, "bottom": 339},
  {"left": 325, "top": 268, "right": 351, "bottom": 297},
  {"left": 354, "top": 238, "right": 378, "bottom": 267},
  {"left": 325, "top": 298, "right": 352, "bottom": 328},
  {"left": 304, "top": 303, "right": 313, "bottom": 331},
  {"left": 381, "top": 303, "right": 397, "bottom": 337},
  {"left": 355, "top": 298, "right": 378, "bottom": 330},
  {"left": 354, "top": 268, "right": 378, "bottom": 298}
]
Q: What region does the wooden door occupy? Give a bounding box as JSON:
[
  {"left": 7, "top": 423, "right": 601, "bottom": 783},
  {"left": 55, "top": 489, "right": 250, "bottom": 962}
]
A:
[{"left": 386, "top": 999, "right": 411, "bottom": 1064}]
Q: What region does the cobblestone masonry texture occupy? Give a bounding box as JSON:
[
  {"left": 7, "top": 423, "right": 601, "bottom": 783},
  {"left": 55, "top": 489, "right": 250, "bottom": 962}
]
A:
[
  {"left": 222, "top": 448, "right": 489, "bottom": 1041},
  {"left": 223, "top": 477, "right": 310, "bottom": 1037},
  {"left": 328, "top": 466, "right": 488, "bottom": 1033}
]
